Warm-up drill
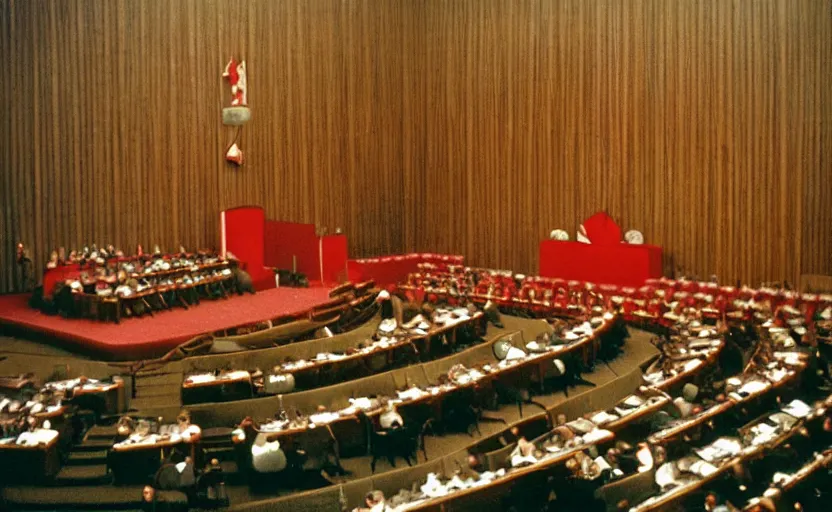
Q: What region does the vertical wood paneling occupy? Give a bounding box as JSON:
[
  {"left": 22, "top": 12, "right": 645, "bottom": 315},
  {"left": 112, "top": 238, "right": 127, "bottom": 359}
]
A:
[
  {"left": 0, "top": 0, "right": 407, "bottom": 292},
  {"left": 402, "top": 0, "right": 832, "bottom": 286},
  {"left": 0, "top": 0, "right": 830, "bottom": 293}
]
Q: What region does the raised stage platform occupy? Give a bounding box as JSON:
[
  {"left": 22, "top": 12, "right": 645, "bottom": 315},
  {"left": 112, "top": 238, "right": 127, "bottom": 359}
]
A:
[{"left": 0, "top": 287, "right": 334, "bottom": 361}]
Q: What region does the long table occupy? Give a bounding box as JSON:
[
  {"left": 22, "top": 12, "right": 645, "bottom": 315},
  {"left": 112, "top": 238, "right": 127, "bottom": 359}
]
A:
[{"left": 231, "top": 315, "right": 617, "bottom": 463}]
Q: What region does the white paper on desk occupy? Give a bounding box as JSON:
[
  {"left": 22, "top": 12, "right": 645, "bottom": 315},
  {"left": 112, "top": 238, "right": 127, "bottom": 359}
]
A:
[
  {"left": 682, "top": 359, "right": 703, "bottom": 372},
  {"left": 623, "top": 395, "right": 645, "bottom": 408},
  {"left": 767, "top": 368, "right": 789, "bottom": 383},
  {"left": 584, "top": 429, "right": 612, "bottom": 444},
  {"left": 749, "top": 423, "right": 777, "bottom": 445},
  {"left": 349, "top": 397, "right": 374, "bottom": 409},
  {"left": 768, "top": 412, "right": 798, "bottom": 431},
  {"left": 643, "top": 372, "right": 663, "bottom": 383},
  {"left": 738, "top": 380, "right": 769, "bottom": 395},
  {"left": 186, "top": 374, "right": 215, "bottom": 384},
  {"left": 774, "top": 352, "right": 802, "bottom": 366},
  {"left": 511, "top": 453, "right": 539, "bottom": 467},
  {"left": 310, "top": 412, "right": 339, "bottom": 424},
  {"left": 397, "top": 387, "right": 425, "bottom": 401},
  {"left": 727, "top": 377, "right": 743, "bottom": 387},
  {"left": 568, "top": 418, "right": 597, "bottom": 434},
  {"left": 690, "top": 459, "right": 718, "bottom": 477},
  {"left": 781, "top": 399, "right": 812, "bottom": 419},
  {"left": 590, "top": 411, "right": 619, "bottom": 425},
  {"left": 655, "top": 462, "right": 679, "bottom": 489},
  {"left": 697, "top": 438, "right": 741, "bottom": 462}
]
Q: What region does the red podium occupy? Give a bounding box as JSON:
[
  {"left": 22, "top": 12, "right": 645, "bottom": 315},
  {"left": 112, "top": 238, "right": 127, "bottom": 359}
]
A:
[
  {"left": 539, "top": 212, "right": 663, "bottom": 287},
  {"left": 539, "top": 240, "right": 662, "bottom": 287}
]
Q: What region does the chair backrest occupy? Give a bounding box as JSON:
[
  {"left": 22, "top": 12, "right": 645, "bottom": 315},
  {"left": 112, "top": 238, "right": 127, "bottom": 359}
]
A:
[
  {"left": 595, "top": 467, "right": 658, "bottom": 511},
  {"left": 580, "top": 211, "right": 622, "bottom": 246}
]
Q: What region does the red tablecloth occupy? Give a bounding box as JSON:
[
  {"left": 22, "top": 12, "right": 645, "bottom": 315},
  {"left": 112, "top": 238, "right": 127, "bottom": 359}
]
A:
[
  {"left": 347, "top": 253, "right": 464, "bottom": 289},
  {"left": 539, "top": 240, "right": 662, "bottom": 287}
]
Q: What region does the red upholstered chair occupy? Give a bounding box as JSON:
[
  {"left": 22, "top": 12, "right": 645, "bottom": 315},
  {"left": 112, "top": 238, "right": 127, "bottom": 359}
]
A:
[{"left": 580, "top": 211, "right": 622, "bottom": 245}]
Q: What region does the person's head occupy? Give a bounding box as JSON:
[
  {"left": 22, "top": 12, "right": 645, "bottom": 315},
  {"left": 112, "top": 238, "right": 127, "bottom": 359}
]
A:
[
  {"left": 705, "top": 492, "right": 718, "bottom": 509},
  {"left": 565, "top": 457, "right": 580, "bottom": 475},
  {"left": 177, "top": 410, "right": 191, "bottom": 427},
  {"left": 653, "top": 445, "right": 667, "bottom": 465},
  {"left": 211, "top": 458, "right": 220, "bottom": 468},
  {"left": 365, "top": 490, "right": 385, "bottom": 507},
  {"left": 556, "top": 413, "right": 567, "bottom": 425},
  {"left": 467, "top": 453, "right": 483, "bottom": 471},
  {"left": 142, "top": 486, "right": 155, "bottom": 503}
]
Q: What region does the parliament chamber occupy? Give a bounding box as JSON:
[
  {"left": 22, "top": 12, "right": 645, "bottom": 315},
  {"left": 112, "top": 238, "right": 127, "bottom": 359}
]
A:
[{"left": 1, "top": 1, "right": 831, "bottom": 511}]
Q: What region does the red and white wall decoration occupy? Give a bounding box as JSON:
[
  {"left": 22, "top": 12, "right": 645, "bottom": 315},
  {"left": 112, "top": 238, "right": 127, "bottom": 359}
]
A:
[{"left": 222, "top": 58, "right": 250, "bottom": 166}]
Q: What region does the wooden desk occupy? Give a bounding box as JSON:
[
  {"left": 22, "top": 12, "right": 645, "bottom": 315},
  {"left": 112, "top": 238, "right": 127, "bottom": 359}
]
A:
[
  {"left": 631, "top": 410, "right": 809, "bottom": 511},
  {"left": 44, "top": 379, "right": 125, "bottom": 415},
  {"left": 65, "top": 260, "right": 231, "bottom": 322},
  {"left": 642, "top": 340, "right": 724, "bottom": 392},
  {"left": 394, "top": 430, "right": 615, "bottom": 511},
  {"left": 110, "top": 424, "right": 202, "bottom": 483},
  {"left": 598, "top": 395, "right": 672, "bottom": 433},
  {"left": 182, "top": 371, "right": 253, "bottom": 405},
  {"left": 0, "top": 429, "right": 61, "bottom": 482},
  {"left": 231, "top": 316, "right": 614, "bottom": 462},
  {"left": 0, "top": 376, "right": 37, "bottom": 394}
]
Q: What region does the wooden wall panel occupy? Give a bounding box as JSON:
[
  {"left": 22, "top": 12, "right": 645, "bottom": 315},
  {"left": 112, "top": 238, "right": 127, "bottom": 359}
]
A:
[
  {"left": 402, "top": 0, "right": 832, "bottom": 286},
  {"left": 0, "top": 0, "right": 406, "bottom": 293},
  {"left": 1, "top": 0, "right": 830, "bottom": 294}
]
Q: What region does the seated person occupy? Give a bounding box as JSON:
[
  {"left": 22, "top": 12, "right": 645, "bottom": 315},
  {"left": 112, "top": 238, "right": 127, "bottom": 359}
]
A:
[
  {"left": 704, "top": 491, "right": 738, "bottom": 512},
  {"left": 353, "top": 490, "right": 391, "bottom": 512},
  {"left": 509, "top": 433, "right": 539, "bottom": 467},
  {"left": 176, "top": 410, "right": 201, "bottom": 439},
  {"left": 617, "top": 442, "right": 663, "bottom": 474},
  {"left": 169, "top": 410, "right": 201, "bottom": 464},
  {"left": 567, "top": 451, "right": 604, "bottom": 480},
  {"left": 672, "top": 383, "right": 700, "bottom": 418},
  {"left": 116, "top": 415, "right": 134, "bottom": 440},
  {"left": 379, "top": 401, "right": 404, "bottom": 430},
  {"left": 465, "top": 452, "right": 487, "bottom": 478}
]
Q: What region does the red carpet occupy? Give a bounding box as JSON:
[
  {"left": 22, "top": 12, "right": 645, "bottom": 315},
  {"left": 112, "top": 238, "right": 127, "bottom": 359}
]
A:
[{"left": 0, "top": 287, "right": 334, "bottom": 360}]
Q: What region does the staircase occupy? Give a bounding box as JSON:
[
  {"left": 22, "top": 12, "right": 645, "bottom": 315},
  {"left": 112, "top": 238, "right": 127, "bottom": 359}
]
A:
[{"left": 129, "top": 369, "right": 184, "bottom": 414}]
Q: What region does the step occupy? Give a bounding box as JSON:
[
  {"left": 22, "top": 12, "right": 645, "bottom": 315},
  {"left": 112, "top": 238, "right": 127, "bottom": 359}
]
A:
[
  {"left": 66, "top": 449, "right": 109, "bottom": 465},
  {"left": 84, "top": 424, "right": 119, "bottom": 440},
  {"left": 54, "top": 464, "right": 112, "bottom": 486},
  {"left": 134, "top": 372, "right": 183, "bottom": 387},
  {"left": 133, "top": 382, "right": 181, "bottom": 398},
  {"left": 128, "top": 396, "right": 180, "bottom": 410},
  {"left": 74, "top": 438, "right": 114, "bottom": 451},
  {"left": 1, "top": 485, "right": 143, "bottom": 510}
]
